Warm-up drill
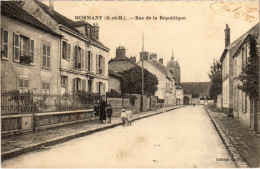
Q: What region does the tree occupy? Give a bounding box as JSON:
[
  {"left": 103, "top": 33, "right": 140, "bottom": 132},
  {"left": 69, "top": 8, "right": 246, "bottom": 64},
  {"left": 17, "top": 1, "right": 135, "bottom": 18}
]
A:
[
  {"left": 208, "top": 60, "right": 222, "bottom": 102},
  {"left": 237, "top": 36, "right": 259, "bottom": 99},
  {"left": 120, "top": 67, "right": 158, "bottom": 95}
]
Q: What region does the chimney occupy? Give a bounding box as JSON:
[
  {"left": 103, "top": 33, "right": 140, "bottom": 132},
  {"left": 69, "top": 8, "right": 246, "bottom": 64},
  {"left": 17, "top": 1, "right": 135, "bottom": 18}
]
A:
[
  {"left": 159, "top": 58, "right": 163, "bottom": 64},
  {"left": 49, "top": 1, "right": 54, "bottom": 14},
  {"left": 130, "top": 56, "right": 136, "bottom": 63},
  {"left": 149, "top": 53, "right": 157, "bottom": 60},
  {"left": 92, "top": 23, "right": 99, "bottom": 40},
  {"left": 116, "top": 46, "right": 126, "bottom": 58},
  {"left": 225, "top": 24, "right": 230, "bottom": 47},
  {"left": 140, "top": 51, "right": 149, "bottom": 61}
]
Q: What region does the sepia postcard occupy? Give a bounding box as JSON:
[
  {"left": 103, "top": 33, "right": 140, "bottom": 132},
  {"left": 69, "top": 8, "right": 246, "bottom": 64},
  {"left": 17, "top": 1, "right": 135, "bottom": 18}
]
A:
[{"left": 1, "top": 0, "right": 260, "bottom": 168}]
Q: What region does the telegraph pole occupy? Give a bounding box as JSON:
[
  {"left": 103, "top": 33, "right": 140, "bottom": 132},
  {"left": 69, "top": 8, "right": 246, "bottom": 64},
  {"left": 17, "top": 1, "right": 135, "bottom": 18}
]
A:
[{"left": 141, "top": 32, "right": 144, "bottom": 112}]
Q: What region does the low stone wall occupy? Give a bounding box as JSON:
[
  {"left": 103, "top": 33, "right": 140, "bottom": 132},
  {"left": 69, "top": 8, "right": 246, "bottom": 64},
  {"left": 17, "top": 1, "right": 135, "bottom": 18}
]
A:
[{"left": 1, "top": 110, "right": 95, "bottom": 136}]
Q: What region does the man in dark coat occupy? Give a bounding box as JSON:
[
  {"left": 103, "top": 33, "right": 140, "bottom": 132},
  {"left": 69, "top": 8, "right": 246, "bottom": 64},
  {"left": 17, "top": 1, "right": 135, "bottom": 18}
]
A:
[{"left": 99, "top": 100, "right": 107, "bottom": 123}]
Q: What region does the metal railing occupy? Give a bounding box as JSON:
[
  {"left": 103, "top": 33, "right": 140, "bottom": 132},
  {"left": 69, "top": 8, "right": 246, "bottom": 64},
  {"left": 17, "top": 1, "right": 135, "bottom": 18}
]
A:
[{"left": 1, "top": 90, "right": 102, "bottom": 115}]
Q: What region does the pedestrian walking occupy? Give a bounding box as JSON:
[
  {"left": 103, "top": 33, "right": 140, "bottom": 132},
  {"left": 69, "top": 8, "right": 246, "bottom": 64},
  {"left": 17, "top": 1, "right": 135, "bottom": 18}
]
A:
[
  {"left": 93, "top": 103, "right": 100, "bottom": 121},
  {"left": 106, "top": 104, "right": 113, "bottom": 123},
  {"left": 120, "top": 108, "right": 127, "bottom": 126},
  {"left": 126, "top": 107, "right": 133, "bottom": 126},
  {"left": 99, "top": 100, "right": 107, "bottom": 123}
]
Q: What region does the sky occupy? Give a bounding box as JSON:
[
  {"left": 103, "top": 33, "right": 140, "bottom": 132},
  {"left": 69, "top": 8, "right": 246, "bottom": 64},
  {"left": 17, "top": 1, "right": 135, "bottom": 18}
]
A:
[{"left": 44, "top": 1, "right": 259, "bottom": 82}]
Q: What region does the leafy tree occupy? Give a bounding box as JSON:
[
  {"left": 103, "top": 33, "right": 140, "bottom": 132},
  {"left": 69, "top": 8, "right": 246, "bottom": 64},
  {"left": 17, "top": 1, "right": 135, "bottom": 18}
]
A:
[
  {"left": 237, "top": 36, "right": 259, "bottom": 99},
  {"left": 120, "top": 67, "right": 158, "bottom": 95},
  {"left": 208, "top": 60, "right": 222, "bottom": 102}
]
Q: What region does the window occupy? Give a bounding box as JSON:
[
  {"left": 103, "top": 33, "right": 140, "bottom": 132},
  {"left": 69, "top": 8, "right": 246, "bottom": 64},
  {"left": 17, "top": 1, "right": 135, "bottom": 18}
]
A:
[
  {"left": 62, "top": 41, "right": 71, "bottom": 60},
  {"left": 75, "top": 46, "right": 84, "bottom": 69},
  {"left": 96, "top": 55, "right": 104, "bottom": 74},
  {"left": 13, "top": 33, "right": 34, "bottom": 65},
  {"left": 61, "top": 76, "right": 68, "bottom": 87},
  {"left": 42, "top": 81, "right": 50, "bottom": 92},
  {"left": 42, "top": 44, "right": 51, "bottom": 68},
  {"left": 75, "top": 78, "right": 81, "bottom": 92},
  {"left": 18, "top": 78, "right": 29, "bottom": 91},
  {"left": 1, "top": 29, "right": 8, "bottom": 59},
  {"left": 87, "top": 51, "right": 92, "bottom": 71}
]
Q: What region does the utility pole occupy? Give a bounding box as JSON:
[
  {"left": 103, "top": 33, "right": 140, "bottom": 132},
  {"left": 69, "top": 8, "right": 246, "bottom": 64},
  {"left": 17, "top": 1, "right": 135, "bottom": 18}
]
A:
[{"left": 141, "top": 32, "right": 144, "bottom": 112}]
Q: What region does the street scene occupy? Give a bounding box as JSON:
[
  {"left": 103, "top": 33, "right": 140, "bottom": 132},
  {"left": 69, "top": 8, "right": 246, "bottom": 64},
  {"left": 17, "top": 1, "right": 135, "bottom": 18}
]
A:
[
  {"left": 1, "top": 0, "right": 260, "bottom": 168},
  {"left": 2, "top": 106, "right": 236, "bottom": 168}
]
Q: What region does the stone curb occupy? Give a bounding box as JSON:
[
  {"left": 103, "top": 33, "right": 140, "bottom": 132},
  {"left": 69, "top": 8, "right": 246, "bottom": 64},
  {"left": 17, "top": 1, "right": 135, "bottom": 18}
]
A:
[
  {"left": 2, "top": 106, "right": 182, "bottom": 161},
  {"left": 204, "top": 107, "right": 249, "bottom": 168}
]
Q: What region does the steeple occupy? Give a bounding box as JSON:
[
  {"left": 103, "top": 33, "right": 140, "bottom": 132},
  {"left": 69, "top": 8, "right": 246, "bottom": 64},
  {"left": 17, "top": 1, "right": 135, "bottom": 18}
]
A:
[{"left": 171, "top": 50, "right": 174, "bottom": 60}]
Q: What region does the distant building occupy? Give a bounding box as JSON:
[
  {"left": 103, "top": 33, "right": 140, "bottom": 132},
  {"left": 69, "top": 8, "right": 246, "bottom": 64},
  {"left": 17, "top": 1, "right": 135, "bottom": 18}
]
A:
[
  {"left": 108, "top": 46, "right": 139, "bottom": 73},
  {"left": 108, "top": 69, "right": 122, "bottom": 94},
  {"left": 137, "top": 58, "right": 176, "bottom": 107},
  {"left": 167, "top": 52, "right": 181, "bottom": 84},
  {"left": 176, "top": 84, "right": 184, "bottom": 105}
]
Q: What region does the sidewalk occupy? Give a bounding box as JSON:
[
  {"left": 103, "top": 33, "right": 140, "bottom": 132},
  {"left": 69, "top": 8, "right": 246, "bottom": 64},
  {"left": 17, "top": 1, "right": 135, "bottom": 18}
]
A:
[
  {"left": 1, "top": 106, "right": 182, "bottom": 161},
  {"left": 205, "top": 106, "right": 260, "bottom": 168}
]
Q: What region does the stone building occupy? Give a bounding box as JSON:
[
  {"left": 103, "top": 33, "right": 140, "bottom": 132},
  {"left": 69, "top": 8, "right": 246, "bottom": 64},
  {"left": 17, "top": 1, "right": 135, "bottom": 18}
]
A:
[
  {"left": 1, "top": 1, "right": 62, "bottom": 94},
  {"left": 137, "top": 56, "right": 176, "bottom": 107},
  {"left": 1, "top": 1, "right": 110, "bottom": 96},
  {"left": 220, "top": 24, "right": 234, "bottom": 115},
  {"left": 176, "top": 84, "right": 184, "bottom": 105},
  {"left": 230, "top": 23, "right": 259, "bottom": 132}
]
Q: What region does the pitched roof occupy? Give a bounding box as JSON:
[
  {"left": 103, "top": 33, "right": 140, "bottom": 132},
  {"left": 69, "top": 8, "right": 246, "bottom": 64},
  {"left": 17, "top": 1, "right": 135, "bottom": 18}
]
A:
[
  {"left": 182, "top": 82, "right": 211, "bottom": 96},
  {"left": 148, "top": 60, "right": 175, "bottom": 81},
  {"left": 220, "top": 23, "right": 259, "bottom": 62},
  {"left": 108, "top": 69, "right": 123, "bottom": 79},
  {"left": 1, "top": 1, "right": 60, "bottom": 37},
  {"left": 34, "top": 0, "right": 77, "bottom": 31},
  {"left": 109, "top": 57, "right": 139, "bottom": 67},
  {"left": 34, "top": 1, "right": 109, "bottom": 51}
]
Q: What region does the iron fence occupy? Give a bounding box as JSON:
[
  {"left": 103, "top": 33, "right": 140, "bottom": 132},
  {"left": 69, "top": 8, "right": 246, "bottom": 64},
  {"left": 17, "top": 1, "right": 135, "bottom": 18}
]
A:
[{"left": 1, "top": 90, "right": 103, "bottom": 115}]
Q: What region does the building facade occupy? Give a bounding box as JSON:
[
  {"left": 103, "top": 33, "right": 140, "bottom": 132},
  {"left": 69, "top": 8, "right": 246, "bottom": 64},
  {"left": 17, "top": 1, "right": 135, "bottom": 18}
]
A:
[
  {"left": 220, "top": 24, "right": 234, "bottom": 115},
  {"left": 1, "top": 1, "right": 110, "bottom": 97},
  {"left": 232, "top": 24, "right": 259, "bottom": 132},
  {"left": 1, "top": 2, "right": 61, "bottom": 94},
  {"left": 220, "top": 23, "right": 260, "bottom": 132},
  {"left": 137, "top": 57, "right": 176, "bottom": 107},
  {"left": 176, "top": 84, "right": 184, "bottom": 105}
]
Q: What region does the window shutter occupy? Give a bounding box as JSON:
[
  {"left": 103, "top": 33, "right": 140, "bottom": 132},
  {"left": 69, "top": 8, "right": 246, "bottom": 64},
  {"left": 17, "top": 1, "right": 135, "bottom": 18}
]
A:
[
  {"left": 96, "top": 54, "right": 99, "bottom": 73},
  {"left": 85, "top": 50, "right": 88, "bottom": 71},
  {"left": 3, "top": 30, "right": 8, "bottom": 58},
  {"left": 1, "top": 28, "right": 2, "bottom": 56},
  {"left": 101, "top": 56, "right": 105, "bottom": 75},
  {"left": 42, "top": 44, "right": 46, "bottom": 67},
  {"left": 81, "top": 49, "right": 84, "bottom": 70},
  {"left": 13, "top": 33, "right": 20, "bottom": 62},
  {"left": 47, "top": 46, "right": 50, "bottom": 68},
  {"left": 96, "top": 82, "right": 99, "bottom": 93},
  {"left": 103, "top": 83, "right": 106, "bottom": 94},
  {"left": 82, "top": 79, "right": 86, "bottom": 91},
  {"left": 74, "top": 46, "right": 78, "bottom": 68},
  {"left": 90, "top": 52, "right": 93, "bottom": 72},
  {"left": 73, "top": 78, "right": 76, "bottom": 92},
  {"left": 67, "top": 43, "right": 71, "bottom": 60},
  {"left": 62, "top": 41, "right": 66, "bottom": 59},
  {"left": 30, "top": 39, "right": 34, "bottom": 63}
]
